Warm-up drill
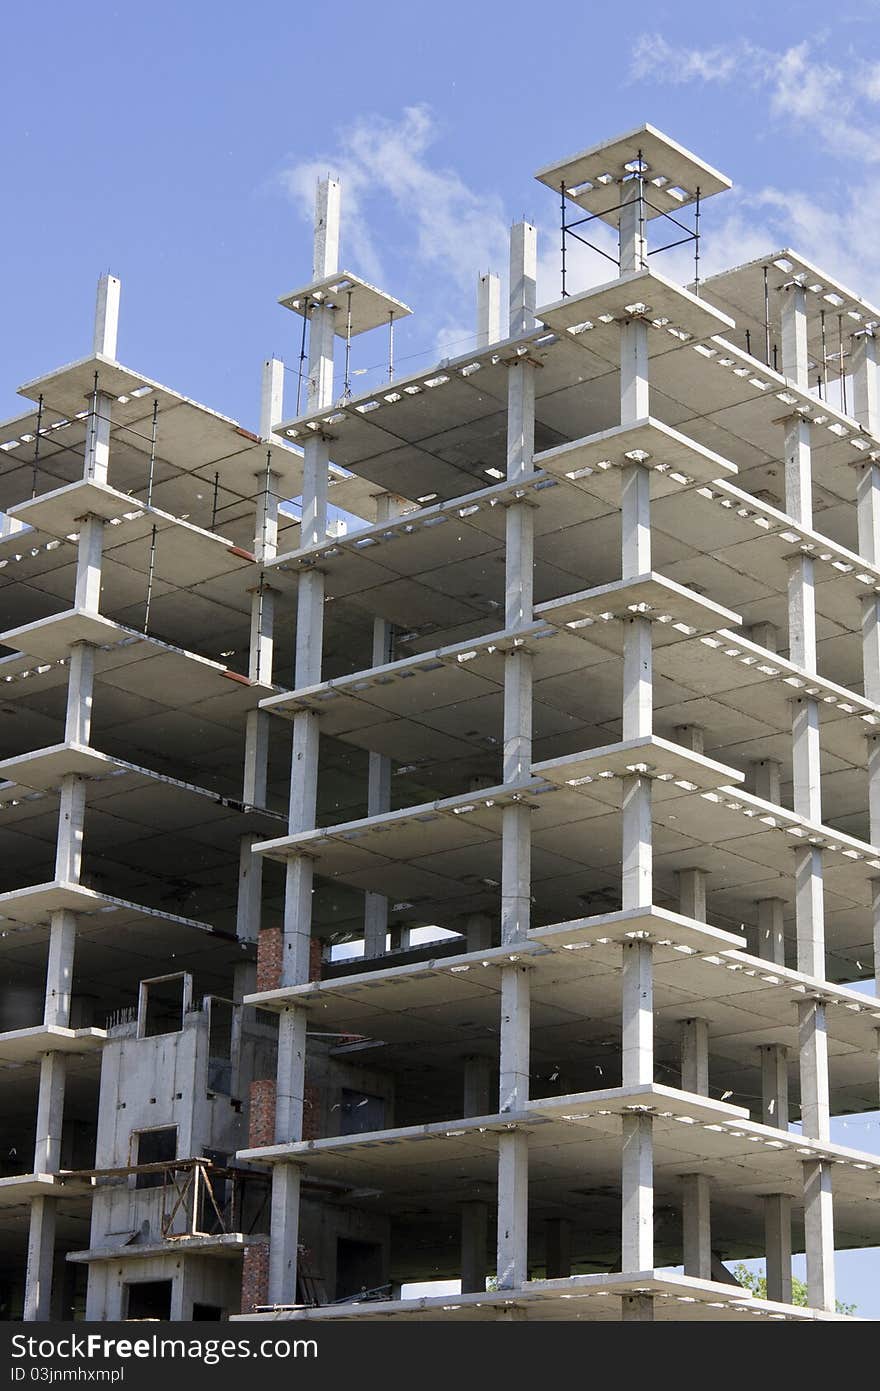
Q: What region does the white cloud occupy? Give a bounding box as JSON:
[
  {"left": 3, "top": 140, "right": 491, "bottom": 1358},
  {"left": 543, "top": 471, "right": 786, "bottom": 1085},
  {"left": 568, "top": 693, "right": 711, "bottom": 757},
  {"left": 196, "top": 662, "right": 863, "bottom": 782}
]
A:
[
  {"left": 279, "top": 105, "right": 508, "bottom": 295},
  {"left": 629, "top": 33, "right": 880, "bottom": 303}
]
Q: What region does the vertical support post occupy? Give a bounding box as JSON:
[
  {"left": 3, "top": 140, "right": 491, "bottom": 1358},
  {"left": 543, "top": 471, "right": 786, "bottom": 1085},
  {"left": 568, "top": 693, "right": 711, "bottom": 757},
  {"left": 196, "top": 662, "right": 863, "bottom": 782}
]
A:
[
  {"left": 93, "top": 275, "right": 121, "bottom": 359},
  {"left": 544, "top": 1218, "right": 572, "bottom": 1279},
  {"left": 803, "top": 1160, "right": 835, "bottom": 1311},
  {"left": 461, "top": 1201, "right": 489, "bottom": 1294},
  {"left": 681, "top": 1173, "right": 712, "bottom": 1279},
  {"left": 74, "top": 517, "right": 104, "bottom": 613},
  {"left": 364, "top": 494, "right": 407, "bottom": 958},
  {"left": 64, "top": 644, "right": 96, "bottom": 746},
  {"left": 764, "top": 1193, "right": 793, "bottom": 1304},
  {"left": 496, "top": 223, "right": 537, "bottom": 1293},
  {"left": 476, "top": 272, "right": 502, "bottom": 349},
  {"left": 55, "top": 776, "right": 86, "bottom": 883},
  {"left": 44, "top": 910, "right": 76, "bottom": 1028},
  {"left": 781, "top": 283, "right": 834, "bottom": 1310},
  {"left": 268, "top": 180, "right": 340, "bottom": 1309},
  {"left": 755, "top": 898, "right": 786, "bottom": 966},
  {"left": 760, "top": 1044, "right": 789, "bottom": 1130},
  {"left": 621, "top": 941, "right": 653, "bottom": 1271},
  {"left": 617, "top": 170, "right": 654, "bottom": 1286},
  {"left": 852, "top": 334, "right": 880, "bottom": 993},
  {"left": 33, "top": 1052, "right": 67, "bottom": 1174},
  {"left": 679, "top": 1018, "right": 709, "bottom": 1094},
  {"left": 23, "top": 1196, "right": 56, "bottom": 1321}
]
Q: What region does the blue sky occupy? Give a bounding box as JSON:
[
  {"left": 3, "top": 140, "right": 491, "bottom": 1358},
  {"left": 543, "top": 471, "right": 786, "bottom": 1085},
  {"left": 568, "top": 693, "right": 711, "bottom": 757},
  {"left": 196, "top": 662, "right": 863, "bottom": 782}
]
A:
[{"left": 3, "top": 0, "right": 880, "bottom": 1315}]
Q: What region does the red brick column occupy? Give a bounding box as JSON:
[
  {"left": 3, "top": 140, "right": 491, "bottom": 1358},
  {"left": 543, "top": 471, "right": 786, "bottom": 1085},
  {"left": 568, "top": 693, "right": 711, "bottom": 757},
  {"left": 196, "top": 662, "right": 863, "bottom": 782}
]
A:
[{"left": 240, "top": 1243, "right": 269, "bottom": 1313}]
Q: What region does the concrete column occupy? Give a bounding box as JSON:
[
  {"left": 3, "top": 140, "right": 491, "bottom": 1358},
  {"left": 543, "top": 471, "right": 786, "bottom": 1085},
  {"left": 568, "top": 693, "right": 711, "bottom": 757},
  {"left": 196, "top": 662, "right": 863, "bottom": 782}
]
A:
[
  {"left": 678, "top": 868, "right": 706, "bottom": 923},
  {"left": 238, "top": 361, "right": 282, "bottom": 942},
  {"left": 93, "top": 274, "right": 121, "bottom": 358},
  {"left": 23, "top": 1196, "right": 56, "bottom": 1321},
  {"left": 274, "top": 1007, "right": 307, "bottom": 1141},
  {"left": 169, "top": 1264, "right": 196, "bottom": 1322},
  {"left": 84, "top": 280, "right": 116, "bottom": 483},
  {"left": 617, "top": 173, "right": 654, "bottom": 1282},
  {"left": 799, "top": 1001, "right": 830, "bottom": 1141},
  {"left": 852, "top": 335, "right": 880, "bottom": 991},
  {"left": 496, "top": 1129, "right": 529, "bottom": 1289},
  {"left": 756, "top": 897, "right": 786, "bottom": 966},
  {"left": 270, "top": 180, "right": 340, "bottom": 1306},
  {"left": 622, "top": 941, "right": 653, "bottom": 1088},
  {"left": 238, "top": 577, "right": 273, "bottom": 940},
  {"left": 64, "top": 644, "right": 95, "bottom": 746},
  {"left": 465, "top": 913, "right": 493, "bottom": 951},
  {"left": 750, "top": 621, "right": 778, "bottom": 653},
  {"left": 55, "top": 775, "right": 86, "bottom": 883},
  {"left": 494, "top": 228, "right": 536, "bottom": 1290},
  {"left": 759, "top": 1043, "right": 789, "bottom": 1129},
  {"left": 461, "top": 1201, "right": 489, "bottom": 1293},
  {"left": 34, "top": 1051, "right": 66, "bottom": 1172},
  {"left": 476, "top": 272, "right": 502, "bottom": 348},
  {"left": 681, "top": 1173, "right": 711, "bottom": 1279},
  {"left": 44, "top": 910, "right": 76, "bottom": 1028},
  {"left": 621, "top": 1113, "right": 653, "bottom": 1271},
  {"left": 464, "top": 1056, "right": 492, "bottom": 1117},
  {"left": 544, "top": 1217, "right": 572, "bottom": 1278},
  {"left": 74, "top": 516, "right": 104, "bottom": 612},
  {"left": 268, "top": 1164, "right": 302, "bottom": 1306},
  {"left": 364, "top": 496, "right": 406, "bottom": 959},
  {"left": 496, "top": 225, "right": 536, "bottom": 1295},
  {"left": 621, "top": 940, "right": 653, "bottom": 1271},
  {"left": 803, "top": 1159, "right": 835, "bottom": 1311},
  {"left": 764, "top": 1193, "right": 793, "bottom": 1304},
  {"left": 83, "top": 397, "right": 113, "bottom": 486},
  {"left": 680, "top": 1018, "right": 709, "bottom": 1095},
  {"left": 752, "top": 758, "right": 781, "bottom": 804},
  {"left": 499, "top": 965, "right": 530, "bottom": 1118},
  {"left": 781, "top": 288, "right": 835, "bottom": 1307}
]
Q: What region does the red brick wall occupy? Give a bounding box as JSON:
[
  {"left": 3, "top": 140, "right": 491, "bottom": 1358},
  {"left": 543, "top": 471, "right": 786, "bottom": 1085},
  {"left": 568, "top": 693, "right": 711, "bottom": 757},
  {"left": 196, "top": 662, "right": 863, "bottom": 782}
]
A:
[
  {"left": 303, "top": 1083, "right": 321, "bottom": 1140},
  {"left": 256, "top": 929, "right": 323, "bottom": 990},
  {"left": 309, "top": 936, "right": 322, "bottom": 981},
  {"left": 256, "top": 927, "right": 282, "bottom": 992},
  {"left": 240, "top": 1243, "right": 269, "bottom": 1313},
  {"left": 248, "top": 1078, "right": 276, "bottom": 1147}
]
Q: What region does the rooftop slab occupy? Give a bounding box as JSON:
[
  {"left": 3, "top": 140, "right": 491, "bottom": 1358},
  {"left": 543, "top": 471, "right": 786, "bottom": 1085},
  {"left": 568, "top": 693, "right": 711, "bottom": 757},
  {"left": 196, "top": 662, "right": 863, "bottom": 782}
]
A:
[
  {"left": 279, "top": 271, "right": 412, "bottom": 336},
  {"left": 535, "top": 124, "right": 731, "bottom": 223}
]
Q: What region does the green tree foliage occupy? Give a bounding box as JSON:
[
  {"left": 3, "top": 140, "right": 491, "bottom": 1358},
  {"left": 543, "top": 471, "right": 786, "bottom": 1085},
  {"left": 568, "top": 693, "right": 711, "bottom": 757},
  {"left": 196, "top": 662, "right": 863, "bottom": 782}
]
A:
[{"left": 732, "top": 1263, "right": 855, "bottom": 1316}]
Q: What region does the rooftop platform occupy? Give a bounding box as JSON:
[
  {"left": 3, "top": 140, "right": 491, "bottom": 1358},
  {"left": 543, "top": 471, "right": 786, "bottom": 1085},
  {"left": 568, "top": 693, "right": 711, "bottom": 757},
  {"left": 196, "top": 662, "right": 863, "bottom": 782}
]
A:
[
  {"left": 279, "top": 271, "right": 411, "bottom": 336},
  {"left": 698, "top": 249, "right": 880, "bottom": 384},
  {"left": 534, "top": 124, "right": 731, "bottom": 223}
]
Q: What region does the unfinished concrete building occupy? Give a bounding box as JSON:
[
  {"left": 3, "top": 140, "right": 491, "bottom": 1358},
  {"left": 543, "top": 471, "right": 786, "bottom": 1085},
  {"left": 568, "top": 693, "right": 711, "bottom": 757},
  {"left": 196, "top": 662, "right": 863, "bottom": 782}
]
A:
[{"left": 3, "top": 122, "right": 880, "bottom": 1323}]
